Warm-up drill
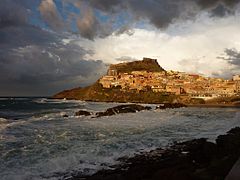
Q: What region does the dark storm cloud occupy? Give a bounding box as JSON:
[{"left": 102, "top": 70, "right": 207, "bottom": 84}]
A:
[
  {"left": 218, "top": 48, "right": 240, "bottom": 66},
  {"left": 197, "top": 0, "right": 240, "bottom": 9},
  {"left": 1, "top": 44, "right": 99, "bottom": 83},
  {"left": 0, "top": 0, "right": 28, "bottom": 28},
  {"left": 0, "top": 0, "right": 108, "bottom": 96},
  {"left": 36, "top": 0, "right": 240, "bottom": 39},
  {"left": 0, "top": 0, "right": 61, "bottom": 57},
  {"left": 2, "top": 0, "right": 240, "bottom": 96},
  {"left": 0, "top": 0, "right": 43, "bottom": 28},
  {"left": 38, "top": 0, "right": 115, "bottom": 40},
  {"left": 61, "top": 0, "right": 189, "bottom": 39},
  {"left": 197, "top": 0, "right": 239, "bottom": 17},
  {"left": 86, "top": 0, "right": 240, "bottom": 25},
  {"left": 0, "top": 26, "right": 59, "bottom": 49},
  {"left": 83, "top": 0, "right": 123, "bottom": 13},
  {"left": 0, "top": 30, "right": 108, "bottom": 96},
  {"left": 210, "top": 4, "right": 232, "bottom": 17},
  {"left": 83, "top": 0, "right": 191, "bottom": 29}
]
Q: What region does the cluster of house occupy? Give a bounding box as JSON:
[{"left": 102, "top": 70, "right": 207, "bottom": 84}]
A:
[{"left": 99, "top": 68, "right": 240, "bottom": 98}]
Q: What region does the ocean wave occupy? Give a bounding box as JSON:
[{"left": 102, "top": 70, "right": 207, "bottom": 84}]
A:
[
  {"left": 33, "top": 98, "right": 48, "bottom": 104},
  {"left": 5, "top": 120, "right": 26, "bottom": 128},
  {"left": 0, "top": 97, "right": 34, "bottom": 101},
  {"left": 13, "top": 98, "right": 29, "bottom": 100},
  {"left": 0, "top": 98, "right": 9, "bottom": 100},
  {"left": 0, "top": 117, "right": 31, "bottom": 132},
  {"left": 0, "top": 118, "right": 8, "bottom": 132},
  {"left": 34, "top": 98, "right": 86, "bottom": 105},
  {"left": 40, "top": 111, "right": 71, "bottom": 118},
  {"left": 0, "top": 117, "right": 8, "bottom": 123},
  {"left": 1, "top": 106, "right": 240, "bottom": 180}
]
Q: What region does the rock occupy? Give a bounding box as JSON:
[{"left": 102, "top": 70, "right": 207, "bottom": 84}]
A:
[
  {"left": 175, "top": 138, "right": 218, "bottom": 164},
  {"left": 75, "top": 110, "right": 91, "bottom": 116},
  {"left": 95, "top": 104, "right": 151, "bottom": 117},
  {"left": 80, "top": 127, "right": 240, "bottom": 180},
  {"left": 156, "top": 103, "right": 187, "bottom": 110},
  {"left": 60, "top": 112, "right": 68, "bottom": 117},
  {"left": 216, "top": 127, "right": 240, "bottom": 154}
]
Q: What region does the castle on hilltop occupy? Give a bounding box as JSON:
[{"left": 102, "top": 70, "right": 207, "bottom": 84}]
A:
[
  {"left": 99, "top": 58, "right": 240, "bottom": 99},
  {"left": 107, "top": 57, "right": 164, "bottom": 76}
]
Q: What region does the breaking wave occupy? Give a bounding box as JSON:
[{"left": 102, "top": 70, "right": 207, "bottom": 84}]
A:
[{"left": 0, "top": 98, "right": 240, "bottom": 179}]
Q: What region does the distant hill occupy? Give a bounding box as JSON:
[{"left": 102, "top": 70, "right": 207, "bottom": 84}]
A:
[
  {"left": 52, "top": 58, "right": 176, "bottom": 103},
  {"left": 53, "top": 57, "right": 240, "bottom": 105},
  {"left": 53, "top": 81, "right": 177, "bottom": 103}
]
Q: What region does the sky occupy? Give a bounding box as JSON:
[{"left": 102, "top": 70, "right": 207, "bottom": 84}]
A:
[{"left": 1, "top": 0, "right": 240, "bottom": 96}]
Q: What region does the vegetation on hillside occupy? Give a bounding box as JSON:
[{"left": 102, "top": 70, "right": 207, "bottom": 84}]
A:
[{"left": 109, "top": 59, "right": 165, "bottom": 73}]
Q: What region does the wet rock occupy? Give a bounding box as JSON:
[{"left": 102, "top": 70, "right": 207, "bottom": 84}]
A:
[
  {"left": 156, "top": 103, "right": 187, "bottom": 110},
  {"left": 60, "top": 112, "right": 68, "bottom": 117},
  {"left": 95, "top": 104, "right": 151, "bottom": 118},
  {"left": 81, "top": 127, "right": 240, "bottom": 180},
  {"left": 216, "top": 127, "right": 240, "bottom": 154},
  {"left": 75, "top": 110, "right": 91, "bottom": 116},
  {"left": 175, "top": 138, "right": 218, "bottom": 164}
]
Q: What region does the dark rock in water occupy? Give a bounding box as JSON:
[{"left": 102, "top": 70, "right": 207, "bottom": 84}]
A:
[
  {"left": 62, "top": 114, "right": 68, "bottom": 118},
  {"left": 174, "top": 138, "right": 218, "bottom": 164},
  {"left": 156, "top": 103, "right": 187, "bottom": 110},
  {"left": 75, "top": 110, "right": 91, "bottom": 116},
  {"left": 216, "top": 127, "right": 240, "bottom": 154},
  {"left": 96, "top": 104, "right": 151, "bottom": 117},
  {"left": 78, "top": 127, "right": 240, "bottom": 180}
]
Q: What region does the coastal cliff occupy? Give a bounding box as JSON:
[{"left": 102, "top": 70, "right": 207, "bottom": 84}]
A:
[
  {"left": 53, "top": 57, "right": 240, "bottom": 105},
  {"left": 107, "top": 57, "right": 165, "bottom": 75},
  {"left": 53, "top": 81, "right": 178, "bottom": 103},
  {"left": 53, "top": 58, "right": 178, "bottom": 103}
]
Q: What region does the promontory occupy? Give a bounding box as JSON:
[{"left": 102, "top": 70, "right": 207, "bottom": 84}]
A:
[{"left": 53, "top": 57, "right": 240, "bottom": 105}]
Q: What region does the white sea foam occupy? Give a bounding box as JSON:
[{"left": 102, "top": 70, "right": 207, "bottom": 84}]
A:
[
  {"left": 0, "top": 118, "right": 9, "bottom": 132},
  {"left": 0, "top": 98, "right": 9, "bottom": 100},
  {"left": 34, "top": 98, "right": 87, "bottom": 105},
  {"left": 0, "top": 117, "right": 8, "bottom": 123},
  {"left": 1, "top": 104, "right": 240, "bottom": 180},
  {"left": 33, "top": 98, "right": 48, "bottom": 104}
]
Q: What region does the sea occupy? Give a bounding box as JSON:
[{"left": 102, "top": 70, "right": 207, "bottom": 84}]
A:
[{"left": 0, "top": 97, "right": 240, "bottom": 180}]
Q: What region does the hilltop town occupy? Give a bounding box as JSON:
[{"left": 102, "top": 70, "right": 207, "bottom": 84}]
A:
[
  {"left": 53, "top": 58, "right": 240, "bottom": 104},
  {"left": 99, "top": 58, "right": 240, "bottom": 100}
]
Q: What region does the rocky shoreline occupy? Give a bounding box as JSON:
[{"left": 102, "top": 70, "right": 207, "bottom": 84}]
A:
[
  {"left": 67, "top": 127, "right": 240, "bottom": 180},
  {"left": 186, "top": 104, "right": 240, "bottom": 108},
  {"left": 71, "top": 103, "right": 239, "bottom": 119},
  {"left": 71, "top": 103, "right": 186, "bottom": 118}
]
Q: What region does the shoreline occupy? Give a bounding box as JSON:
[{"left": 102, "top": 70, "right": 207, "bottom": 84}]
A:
[
  {"left": 187, "top": 104, "right": 240, "bottom": 108},
  {"left": 77, "top": 127, "right": 240, "bottom": 180},
  {"left": 52, "top": 97, "right": 240, "bottom": 108}
]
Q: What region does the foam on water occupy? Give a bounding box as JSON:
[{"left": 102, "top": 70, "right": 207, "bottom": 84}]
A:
[
  {"left": 34, "top": 98, "right": 86, "bottom": 104},
  {"left": 0, "top": 99, "right": 240, "bottom": 179},
  {"left": 0, "top": 117, "right": 8, "bottom": 122},
  {"left": 0, "top": 98, "right": 10, "bottom": 100}
]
